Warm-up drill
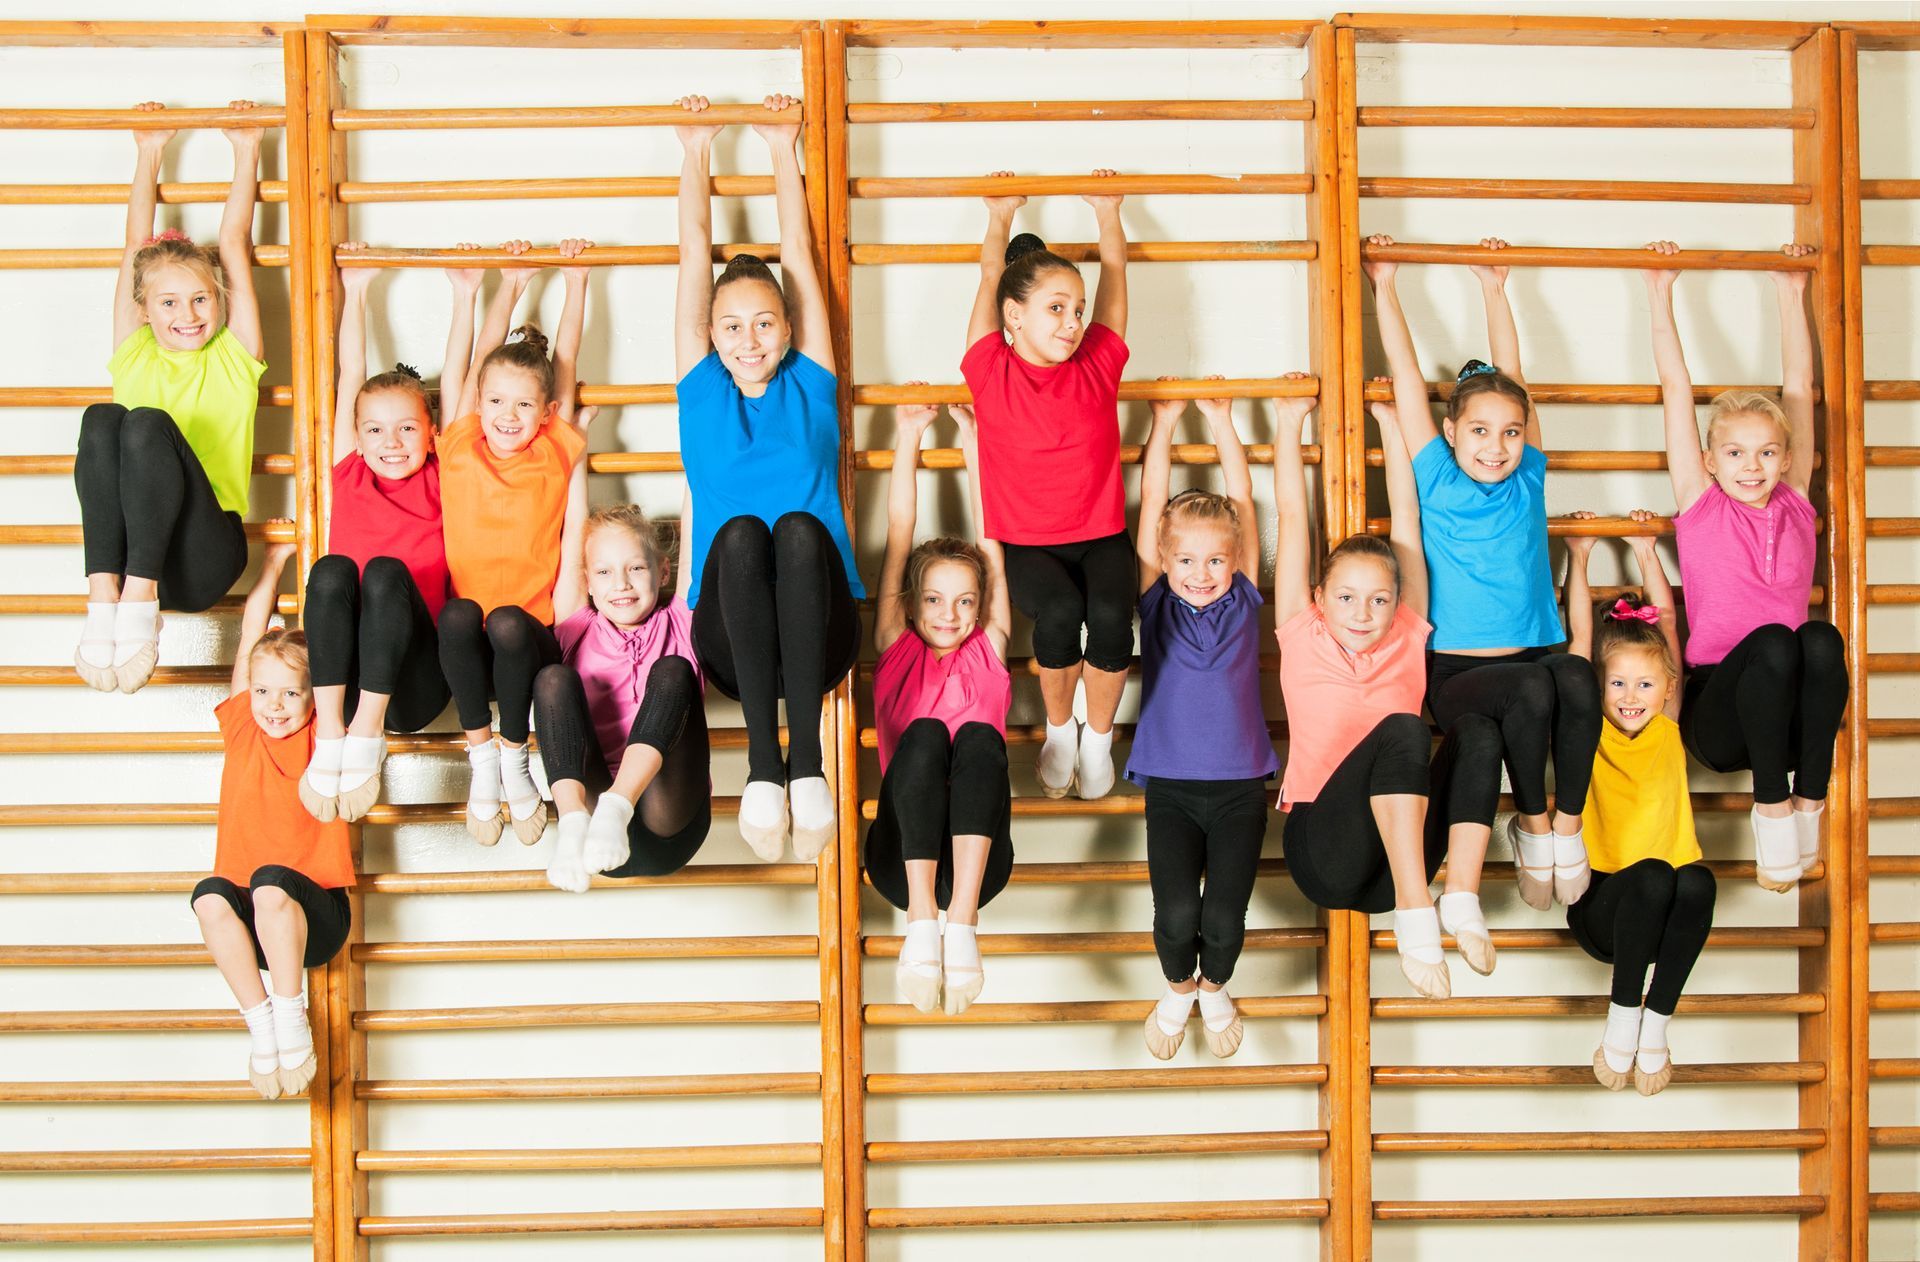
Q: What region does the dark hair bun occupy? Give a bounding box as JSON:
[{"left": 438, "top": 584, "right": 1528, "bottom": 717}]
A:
[
  {"left": 1005, "top": 232, "right": 1048, "bottom": 266},
  {"left": 392, "top": 362, "right": 422, "bottom": 381},
  {"left": 506, "top": 324, "right": 550, "bottom": 355},
  {"left": 724, "top": 252, "right": 765, "bottom": 273}
]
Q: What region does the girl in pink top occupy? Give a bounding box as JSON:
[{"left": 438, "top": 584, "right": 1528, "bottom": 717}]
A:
[
  {"left": 534, "top": 505, "right": 710, "bottom": 893},
  {"left": 1644, "top": 241, "right": 1846, "bottom": 891},
  {"left": 866, "top": 394, "right": 1014, "bottom": 1016}
]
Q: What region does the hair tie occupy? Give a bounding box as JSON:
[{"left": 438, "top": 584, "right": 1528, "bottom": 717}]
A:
[
  {"left": 1607, "top": 598, "right": 1660, "bottom": 625},
  {"left": 143, "top": 229, "right": 191, "bottom": 247},
  {"left": 1455, "top": 359, "right": 1497, "bottom": 383},
  {"left": 393, "top": 362, "right": 421, "bottom": 380}
]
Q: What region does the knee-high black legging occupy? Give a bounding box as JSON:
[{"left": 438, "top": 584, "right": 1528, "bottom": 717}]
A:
[
  {"left": 1000, "top": 530, "right": 1136, "bottom": 673},
  {"left": 74, "top": 403, "right": 248, "bottom": 612},
  {"left": 437, "top": 599, "right": 560, "bottom": 744},
  {"left": 1682, "top": 622, "right": 1849, "bottom": 805},
  {"left": 1144, "top": 775, "right": 1271, "bottom": 985},
  {"left": 1566, "top": 858, "right": 1716, "bottom": 1014},
  {"left": 1284, "top": 713, "right": 1438, "bottom": 914},
  {"left": 1428, "top": 648, "right": 1601, "bottom": 819},
  {"left": 691, "top": 512, "right": 860, "bottom": 785},
  {"left": 864, "top": 719, "right": 1015, "bottom": 915},
  {"left": 304, "top": 555, "right": 450, "bottom": 733},
  {"left": 531, "top": 657, "right": 712, "bottom": 877}
]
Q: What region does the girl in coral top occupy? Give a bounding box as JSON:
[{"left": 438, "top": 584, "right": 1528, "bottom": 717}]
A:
[
  {"left": 866, "top": 394, "right": 1014, "bottom": 1016},
  {"left": 192, "top": 542, "right": 352, "bottom": 1100},
  {"left": 437, "top": 239, "right": 596, "bottom": 846},
  {"left": 1643, "top": 241, "right": 1845, "bottom": 891}
]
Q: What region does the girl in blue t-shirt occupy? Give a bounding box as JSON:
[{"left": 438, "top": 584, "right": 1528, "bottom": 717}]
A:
[
  {"left": 1365, "top": 234, "right": 1602, "bottom": 915},
  {"left": 673, "top": 93, "right": 863, "bottom": 865}
]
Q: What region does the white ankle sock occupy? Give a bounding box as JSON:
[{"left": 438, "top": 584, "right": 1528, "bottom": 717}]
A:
[
  {"left": 1752, "top": 806, "right": 1800, "bottom": 881},
  {"left": 240, "top": 997, "right": 278, "bottom": 1073},
  {"left": 1512, "top": 822, "right": 1553, "bottom": 865},
  {"left": 1039, "top": 719, "right": 1078, "bottom": 792},
  {"left": 739, "top": 780, "right": 787, "bottom": 832},
  {"left": 1393, "top": 907, "right": 1444, "bottom": 965},
  {"left": 498, "top": 743, "right": 540, "bottom": 820},
  {"left": 943, "top": 921, "right": 981, "bottom": 972},
  {"left": 789, "top": 776, "right": 834, "bottom": 833},
  {"left": 269, "top": 991, "right": 312, "bottom": 1070},
  {"left": 111, "top": 600, "right": 160, "bottom": 667},
  {"left": 1553, "top": 830, "right": 1588, "bottom": 872},
  {"left": 1637, "top": 1008, "right": 1672, "bottom": 1072},
  {"left": 1196, "top": 985, "right": 1236, "bottom": 1033},
  {"left": 582, "top": 793, "right": 634, "bottom": 873},
  {"left": 1601, "top": 1002, "right": 1641, "bottom": 1075},
  {"left": 79, "top": 602, "right": 116, "bottom": 667},
  {"left": 1155, "top": 985, "right": 1197, "bottom": 1036},
  {"left": 466, "top": 742, "right": 502, "bottom": 818},
  {"left": 306, "top": 737, "right": 345, "bottom": 798},
  {"left": 337, "top": 734, "right": 385, "bottom": 794},
  {"left": 546, "top": 811, "right": 592, "bottom": 892},
  {"left": 901, "top": 919, "right": 942, "bottom": 970},
  {"left": 1436, "top": 890, "right": 1488, "bottom": 938},
  {"left": 1794, "top": 802, "right": 1825, "bottom": 873},
  {"left": 1076, "top": 724, "right": 1115, "bottom": 799}
]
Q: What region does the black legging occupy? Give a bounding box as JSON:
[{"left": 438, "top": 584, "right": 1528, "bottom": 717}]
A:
[
  {"left": 1428, "top": 648, "right": 1601, "bottom": 819},
  {"left": 190, "top": 864, "right": 352, "bottom": 971},
  {"left": 1000, "top": 530, "right": 1135, "bottom": 673},
  {"left": 1144, "top": 775, "right": 1270, "bottom": 985},
  {"left": 437, "top": 599, "right": 560, "bottom": 744},
  {"left": 864, "top": 719, "right": 1015, "bottom": 914},
  {"left": 1566, "top": 858, "right": 1716, "bottom": 1015},
  {"left": 532, "top": 657, "right": 711, "bottom": 877},
  {"left": 75, "top": 403, "right": 248, "bottom": 612},
  {"left": 1283, "top": 713, "right": 1439, "bottom": 914},
  {"left": 691, "top": 512, "right": 860, "bottom": 785},
  {"left": 304, "top": 555, "right": 450, "bottom": 734},
  {"left": 1682, "top": 622, "right": 1848, "bottom": 805}
]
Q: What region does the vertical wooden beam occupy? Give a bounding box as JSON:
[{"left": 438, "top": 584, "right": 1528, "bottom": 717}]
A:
[{"left": 1791, "top": 26, "right": 1854, "bottom": 1262}]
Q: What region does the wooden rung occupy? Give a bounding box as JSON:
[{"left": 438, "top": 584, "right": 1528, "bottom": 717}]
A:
[
  {"left": 0, "top": 181, "right": 289, "bottom": 206},
  {"left": 1374, "top": 1128, "right": 1823, "bottom": 1153},
  {"left": 1373, "top": 1195, "right": 1822, "bottom": 1221},
  {"left": 358, "top": 1142, "right": 819, "bottom": 1172},
  {"left": 0, "top": 246, "right": 289, "bottom": 270},
  {"left": 1868, "top": 518, "right": 1920, "bottom": 537},
  {"left": 1373, "top": 994, "right": 1820, "bottom": 1019},
  {"left": 589, "top": 451, "right": 681, "bottom": 473},
  {"left": 353, "top": 1000, "right": 819, "bottom": 1032},
  {"left": 1867, "top": 381, "right": 1920, "bottom": 401},
  {"left": 1368, "top": 514, "right": 1672, "bottom": 537},
  {"left": 332, "top": 103, "right": 801, "bottom": 131},
  {"left": 1869, "top": 1193, "right": 1920, "bottom": 1213},
  {"left": 1870, "top": 586, "right": 1920, "bottom": 604},
  {"left": 0, "top": 385, "right": 293, "bottom": 408},
  {"left": 839, "top": 20, "right": 1319, "bottom": 50},
  {"left": 0, "top": 1218, "right": 310, "bottom": 1244},
  {"left": 850, "top": 241, "right": 1316, "bottom": 264},
  {"left": 338, "top": 245, "right": 779, "bottom": 268},
  {"left": 867, "top": 1131, "right": 1326, "bottom": 1164},
  {"left": 1863, "top": 246, "right": 1920, "bottom": 267},
  {"left": 849, "top": 174, "right": 1313, "bottom": 199},
  {"left": 1357, "top": 106, "right": 1814, "bottom": 129},
  {"left": 0, "top": 23, "right": 294, "bottom": 49},
  {"left": 854, "top": 377, "right": 1317, "bottom": 405},
  {"left": 1868, "top": 719, "right": 1920, "bottom": 738},
  {"left": 868, "top": 1199, "right": 1328, "bottom": 1229},
  {"left": 1865, "top": 654, "right": 1920, "bottom": 673},
  {"left": 1870, "top": 923, "right": 1920, "bottom": 942},
  {"left": 864, "top": 996, "right": 1323, "bottom": 1026},
  {"left": 848, "top": 100, "right": 1314, "bottom": 124},
  {"left": 860, "top": 796, "right": 1146, "bottom": 822},
  {"left": 1360, "top": 240, "right": 1816, "bottom": 272},
  {"left": 1870, "top": 991, "right": 1920, "bottom": 1011},
  {"left": 862, "top": 928, "right": 1323, "bottom": 957},
  {"left": 0, "top": 521, "right": 293, "bottom": 546},
  {"left": 1871, "top": 858, "right": 1920, "bottom": 877},
  {"left": 1872, "top": 1127, "right": 1920, "bottom": 1148},
  {"left": 0, "top": 107, "right": 288, "bottom": 130},
  {"left": 0, "top": 943, "right": 207, "bottom": 967},
  {"left": 1866, "top": 448, "right": 1920, "bottom": 466},
  {"left": 0, "top": 799, "right": 750, "bottom": 826},
  {"left": 1869, "top": 800, "right": 1920, "bottom": 820},
  {"left": 857, "top": 443, "right": 1317, "bottom": 471},
  {"left": 1334, "top": 14, "right": 1816, "bottom": 50},
  {"left": 1872, "top": 1059, "right": 1920, "bottom": 1080},
  {"left": 357, "top": 1072, "right": 819, "bottom": 1101},
  {"left": 0, "top": 1080, "right": 287, "bottom": 1102},
  {"left": 362, "top": 864, "right": 818, "bottom": 894},
  {"left": 0, "top": 1147, "right": 308, "bottom": 1172},
  {"left": 0, "top": 594, "right": 296, "bottom": 616},
  {"left": 310, "top": 16, "right": 816, "bottom": 51},
  {"left": 1374, "top": 1062, "right": 1820, "bottom": 1087},
  {"left": 1359, "top": 380, "right": 1818, "bottom": 404},
  {"left": 354, "top": 935, "right": 816, "bottom": 963},
  {"left": 578, "top": 384, "right": 678, "bottom": 405},
  {"left": 0, "top": 1009, "right": 249, "bottom": 1033},
  {"left": 358, "top": 1208, "right": 823, "bottom": 1237},
  {"left": 338, "top": 176, "right": 776, "bottom": 204},
  {"left": 1370, "top": 926, "right": 1824, "bottom": 951},
  {"left": 866, "top": 1064, "right": 1327, "bottom": 1095},
  {"left": 0, "top": 872, "right": 199, "bottom": 895},
  {"left": 1360, "top": 177, "right": 1809, "bottom": 205}
]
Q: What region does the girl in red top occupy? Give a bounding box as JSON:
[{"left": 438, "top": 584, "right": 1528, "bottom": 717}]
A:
[
  {"left": 192, "top": 542, "right": 353, "bottom": 1100},
  {"left": 962, "top": 171, "right": 1131, "bottom": 803}
]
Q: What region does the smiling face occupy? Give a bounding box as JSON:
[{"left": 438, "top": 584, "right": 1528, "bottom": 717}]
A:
[
  {"left": 1163, "top": 523, "right": 1237, "bottom": 609},
  {"left": 249, "top": 653, "right": 313, "bottom": 739},
  {"left": 912, "top": 559, "right": 982, "bottom": 654},
  {"left": 585, "top": 524, "right": 664, "bottom": 629},
  {"left": 1442, "top": 391, "right": 1528, "bottom": 484},
  {"left": 711, "top": 277, "right": 790, "bottom": 388},
  {"left": 478, "top": 362, "right": 555, "bottom": 458},
  {"left": 1705, "top": 412, "right": 1791, "bottom": 507},
  {"left": 1315, "top": 553, "right": 1401, "bottom": 652},
  {"left": 1599, "top": 646, "right": 1673, "bottom": 735},
  {"left": 1003, "top": 266, "right": 1087, "bottom": 366},
  {"left": 355, "top": 387, "right": 433, "bottom": 481},
  {"left": 140, "top": 260, "right": 223, "bottom": 352}
]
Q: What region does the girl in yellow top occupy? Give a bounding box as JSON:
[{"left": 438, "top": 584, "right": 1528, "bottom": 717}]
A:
[{"left": 1564, "top": 510, "right": 1715, "bottom": 1097}]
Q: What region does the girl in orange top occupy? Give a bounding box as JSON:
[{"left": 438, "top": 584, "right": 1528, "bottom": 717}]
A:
[
  {"left": 191, "top": 540, "right": 353, "bottom": 1100},
  {"left": 435, "top": 240, "right": 596, "bottom": 846}
]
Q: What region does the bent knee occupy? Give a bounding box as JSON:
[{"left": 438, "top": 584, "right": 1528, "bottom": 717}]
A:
[
  {"left": 437, "top": 598, "right": 483, "bottom": 637},
  {"left": 1375, "top": 711, "right": 1432, "bottom": 754}
]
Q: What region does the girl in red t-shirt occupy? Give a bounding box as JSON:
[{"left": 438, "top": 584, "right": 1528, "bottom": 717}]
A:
[{"left": 961, "top": 171, "right": 1131, "bottom": 803}]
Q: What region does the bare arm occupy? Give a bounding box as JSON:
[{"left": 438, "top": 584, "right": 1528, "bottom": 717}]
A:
[
  {"left": 876, "top": 397, "right": 937, "bottom": 654},
  {"left": 1627, "top": 509, "right": 1684, "bottom": 716},
  {"left": 1084, "top": 169, "right": 1127, "bottom": 337},
  {"left": 755, "top": 94, "right": 831, "bottom": 371},
  {"left": 1563, "top": 523, "right": 1597, "bottom": 662},
  {"left": 549, "top": 451, "right": 593, "bottom": 624},
  {"left": 1774, "top": 244, "right": 1818, "bottom": 499},
  {"left": 331, "top": 244, "right": 373, "bottom": 464},
  {"left": 1197, "top": 385, "right": 1259, "bottom": 582},
  {"left": 954, "top": 403, "right": 1011, "bottom": 658},
  {"left": 1364, "top": 236, "right": 1443, "bottom": 455},
  {"left": 218, "top": 101, "right": 265, "bottom": 362},
  {"left": 1472, "top": 237, "right": 1539, "bottom": 448},
  {"left": 457, "top": 247, "right": 532, "bottom": 419},
  {"left": 1377, "top": 391, "right": 1428, "bottom": 621},
  {"left": 229, "top": 541, "right": 296, "bottom": 696},
  {"left": 1271, "top": 392, "right": 1317, "bottom": 625},
  {"left": 1643, "top": 241, "right": 1709, "bottom": 512},
  {"left": 552, "top": 238, "right": 593, "bottom": 429},
  {"left": 438, "top": 243, "right": 483, "bottom": 431},
  {"left": 969, "top": 174, "right": 1024, "bottom": 350},
  {"left": 1137, "top": 386, "right": 1185, "bottom": 594},
  {"left": 115, "top": 104, "right": 171, "bottom": 348},
  {"left": 673, "top": 97, "right": 721, "bottom": 380}
]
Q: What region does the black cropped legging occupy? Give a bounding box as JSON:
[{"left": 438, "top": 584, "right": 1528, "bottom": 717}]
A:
[
  {"left": 864, "top": 719, "right": 1015, "bottom": 915},
  {"left": 1144, "top": 774, "right": 1271, "bottom": 985},
  {"left": 1000, "top": 530, "right": 1135, "bottom": 673},
  {"left": 437, "top": 599, "right": 559, "bottom": 744},
  {"left": 1567, "top": 858, "right": 1716, "bottom": 1015},
  {"left": 532, "top": 657, "right": 711, "bottom": 878},
  {"left": 691, "top": 513, "right": 860, "bottom": 786},
  {"left": 1428, "top": 647, "right": 1601, "bottom": 820},
  {"left": 1284, "top": 712, "right": 1442, "bottom": 915},
  {"left": 75, "top": 403, "right": 248, "bottom": 612},
  {"left": 1682, "top": 622, "right": 1849, "bottom": 806},
  {"left": 304, "top": 555, "right": 450, "bottom": 734}
]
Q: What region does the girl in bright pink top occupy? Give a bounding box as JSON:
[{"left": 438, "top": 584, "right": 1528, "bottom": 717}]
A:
[
  {"left": 866, "top": 395, "right": 1015, "bottom": 1017},
  {"left": 961, "top": 170, "right": 1131, "bottom": 806},
  {"left": 534, "top": 505, "right": 710, "bottom": 893},
  {"left": 1644, "top": 240, "right": 1846, "bottom": 891}
]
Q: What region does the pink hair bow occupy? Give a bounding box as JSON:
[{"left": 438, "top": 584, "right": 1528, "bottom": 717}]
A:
[
  {"left": 143, "top": 229, "right": 191, "bottom": 246},
  {"left": 1607, "top": 598, "right": 1659, "bottom": 625}
]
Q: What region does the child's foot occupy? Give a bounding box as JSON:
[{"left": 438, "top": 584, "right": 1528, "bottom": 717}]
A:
[
  {"left": 464, "top": 741, "right": 505, "bottom": 846},
  {"left": 738, "top": 780, "right": 789, "bottom": 861},
  {"left": 1634, "top": 1010, "right": 1674, "bottom": 1096},
  {"left": 1038, "top": 718, "right": 1078, "bottom": 799},
  {"left": 1794, "top": 801, "right": 1825, "bottom": 879},
  {"left": 1552, "top": 827, "right": 1591, "bottom": 906},
  {"left": 897, "top": 919, "right": 942, "bottom": 1013},
  {"left": 334, "top": 733, "right": 387, "bottom": 822},
  {"left": 1507, "top": 816, "right": 1555, "bottom": 911},
  {"left": 499, "top": 742, "right": 547, "bottom": 844},
  {"left": 582, "top": 794, "right": 633, "bottom": 874},
  {"left": 1393, "top": 907, "right": 1451, "bottom": 999},
  {"left": 1197, "top": 985, "right": 1243, "bottom": 1058},
  {"left": 1437, "top": 890, "right": 1496, "bottom": 976},
  {"left": 241, "top": 997, "right": 281, "bottom": 1100},
  {"left": 942, "top": 921, "right": 983, "bottom": 1015},
  {"left": 546, "top": 811, "right": 593, "bottom": 893},
  {"left": 270, "top": 991, "right": 317, "bottom": 1097},
  {"left": 74, "top": 601, "right": 119, "bottom": 691},
  {"left": 1075, "top": 724, "right": 1115, "bottom": 800},
  {"left": 788, "top": 776, "right": 835, "bottom": 862},
  {"left": 1593, "top": 1002, "right": 1640, "bottom": 1091},
  {"left": 1751, "top": 805, "right": 1801, "bottom": 892},
  {"left": 299, "top": 736, "right": 345, "bottom": 823},
  {"left": 1144, "top": 984, "right": 1195, "bottom": 1060},
  {"left": 111, "top": 601, "right": 162, "bottom": 694}
]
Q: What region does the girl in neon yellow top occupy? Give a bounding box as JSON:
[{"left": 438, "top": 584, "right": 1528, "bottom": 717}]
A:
[
  {"left": 74, "top": 100, "right": 271, "bottom": 694},
  {"left": 1563, "top": 511, "right": 1714, "bottom": 1098}
]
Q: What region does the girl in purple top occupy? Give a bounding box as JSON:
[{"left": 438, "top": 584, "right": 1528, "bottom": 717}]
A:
[
  {"left": 533, "top": 504, "right": 711, "bottom": 893},
  {"left": 1130, "top": 379, "right": 1279, "bottom": 1062},
  {"left": 1644, "top": 240, "right": 1846, "bottom": 891}
]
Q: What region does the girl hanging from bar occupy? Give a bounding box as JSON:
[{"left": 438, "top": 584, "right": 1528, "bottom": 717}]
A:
[
  {"left": 1643, "top": 241, "right": 1845, "bottom": 892},
  {"left": 673, "top": 93, "right": 862, "bottom": 864},
  {"left": 76, "top": 101, "right": 267, "bottom": 693},
  {"left": 534, "top": 503, "right": 711, "bottom": 893},
  {"left": 962, "top": 169, "right": 1132, "bottom": 803},
  {"left": 1134, "top": 378, "right": 1279, "bottom": 1056},
  {"left": 866, "top": 393, "right": 1014, "bottom": 1015},
  {"left": 1366, "top": 234, "right": 1601, "bottom": 936},
  {"left": 437, "top": 238, "right": 596, "bottom": 846},
  {"left": 1563, "top": 510, "right": 1714, "bottom": 1096},
  {"left": 192, "top": 540, "right": 351, "bottom": 1100},
  {"left": 298, "top": 241, "right": 480, "bottom": 823}
]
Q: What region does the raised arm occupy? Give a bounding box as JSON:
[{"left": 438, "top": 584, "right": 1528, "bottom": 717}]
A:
[
  {"left": 331, "top": 243, "right": 373, "bottom": 464},
  {"left": 673, "top": 96, "right": 722, "bottom": 380},
  {"left": 1627, "top": 509, "right": 1684, "bottom": 713},
  {"left": 754, "top": 94, "right": 831, "bottom": 371},
  {"left": 228, "top": 540, "right": 296, "bottom": 696},
  {"left": 1271, "top": 390, "right": 1317, "bottom": 625},
  {"left": 876, "top": 395, "right": 938, "bottom": 654},
  {"left": 456, "top": 244, "right": 533, "bottom": 419},
  {"left": 1774, "top": 243, "right": 1818, "bottom": 499},
  {"left": 1643, "top": 240, "right": 1709, "bottom": 513},
  {"left": 1196, "top": 382, "right": 1259, "bottom": 583},
  {"left": 218, "top": 101, "right": 264, "bottom": 362},
  {"left": 1137, "top": 384, "right": 1186, "bottom": 594},
  {"left": 954, "top": 403, "right": 1011, "bottom": 657},
  {"left": 548, "top": 426, "right": 595, "bottom": 624},
  {"left": 969, "top": 173, "right": 1024, "bottom": 349},
  {"left": 1084, "top": 169, "right": 1127, "bottom": 337},
  {"left": 438, "top": 243, "right": 483, "bottom": 430},
  {"left": 1364, "top": 235, "right": 1443, "bottom": 455},
  {"left": 1562, "top": 517, "right": 1598, "bottom": 662},
  {"left": 115, "top": 103, "right": 172, "bottom": 347},
  {"left": 1472, "top": 237, "right": 1539, "bottom": 448},
  {"left": 552, "top": 237, "right": 594, "bottom": 429},
  {"left": 1376, "top": 388, "right": 1428, "bottom": 621}
]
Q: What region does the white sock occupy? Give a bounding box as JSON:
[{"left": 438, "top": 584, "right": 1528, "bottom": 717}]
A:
[
  {"left": 269, "top": 991, "right": 312, "bottom": 1070},
  {"left": 740, "top": 780, "right": 787, "bottom": 830},
  {"left": 582, "top": 793, "right": 634, "bottom": 873},
  {"left": 901, "top": 919, "right": 942, "bottom": 971},
  {"left": 1602, "top": 1002, "right": 1641, "bottom": 1075},
  {"left": 1512, "top": 822, "right": 1553, "bottom": 870},
  {"left": 240, "top": 996, "right": 278, "bottom": 1074},
  {"left": 1794, "top": 801, "right": 1825, "bottom": 873},
  {"left": 337, "top": 734, "right": 385, "bottom": 795},
  {"left": 1752, "top": 806, "right": 1800, "bottom": 879},
  {"left": 1196, "top": 985, "right": 1236, "bottom": 1033},
  {"left": 789, "top": 776, "right": 835, "bottom": 833},
  {"left": 1637, "top": 1008, "right": 1672, "bottom": 1072},
  {"left": 466, "top": 741, "right": 501, "bottom": 819},
  {"left": 1076, "top": 724, "right": 1115, "bottom": 799},
  {"left": 78, "top": 602, "right": 117, "bottom": 667},
  {"left": 943, "top": 921, "right": 981, "bottom": 972},
  {"left": 1437, "top": 890, "right": 1487, "bottom": 938},
  {"left": 1393, "top": 907, "right": 1444, "bottom": 966},
  {"left": 306, "top": 736, "right": 345, "bottom": 798},
  {"left": 1553, "top": 830, "right": 1588, "bottom": 872},
  {"left": 110, "top": 599, "right": 160, "bottom": 667},
  {"left": 546, "top": 810, "right": 592, "bottom": 892},
  {"left": 498, "top": 743, "right": 540, "bottom": 821},
  {"left": 1039, "top": 718, "right": 1078, "bottom": 791},
  {"left": 1155, "top": 985, "right": 1198, "bottom": 1036}
]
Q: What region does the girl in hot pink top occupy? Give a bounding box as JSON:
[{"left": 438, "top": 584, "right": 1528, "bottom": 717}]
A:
[
  {"left": 866, "top": 397, "right": 1015, "bottom": 1017},
  {"left": 1645, "top": 241, "right": 1846, "bottom": 892},
  {"left": 533, "top": 505, "right": 710, "bottom": 893}
]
